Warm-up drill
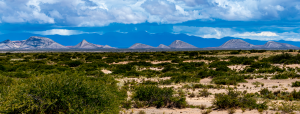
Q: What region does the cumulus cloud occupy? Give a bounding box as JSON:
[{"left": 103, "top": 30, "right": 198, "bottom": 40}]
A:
[
  {"left": 173, "top": 26, "right": 233, "bottom": 39},
  {"left": 234, "top": 32, "right": 279, "bottom": 37},
  {"left": 33, "top": 29, "right": 84, "bottom": 36},
  {"left": 0, "top": 0, "right": 299, "bottom": 26},
  {"left": 173, "top": 26, "right": 300, "bottom": 42}
]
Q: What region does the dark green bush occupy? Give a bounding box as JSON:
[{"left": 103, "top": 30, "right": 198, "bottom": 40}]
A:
[
  {"left": 67, "top": 60, "right": 83, "bottom": 67},
  {"left": 132, "top": 85, "right": 187, "bottom": 108},
  {"left": 0, "top": 74, "right": 125, "bottom": 113},
  {"left": 250, "top": 62, "right": 271, "bottom": 69},
  {"left": 212, "top": 75, "right": 247, "bottom": 85},
  {"left": 292, "top": 81, "right": 300, "bottom": 87},
  {"left": 216, "top": 65, "right": 230, "bottom": 72},
  {"left": 214, "top": 88, "right": 268, "bottom": 110},
  {"left": 272, "top": 74, "right": 289, "bottom": 79}
]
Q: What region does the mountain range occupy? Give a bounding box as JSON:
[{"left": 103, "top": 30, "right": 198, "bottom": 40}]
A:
[{"left": 0, "top": 36, "right": 299, "bottom": 50}]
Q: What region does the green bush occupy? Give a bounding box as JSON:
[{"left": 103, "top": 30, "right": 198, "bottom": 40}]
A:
[
  {"left": 292, "top": 81, "right": 300, "bottom": 87},
  {"left": 250, "top": 62, "right": 271, "bottom": 69},
  {"left": 212, "top": 75, "right": 247, "bottom": 85},
  {"left": 272, "top": 74, "right": 289, "bottom": 79},
  {"left": 67, "top": 60, "right": 83, "bottom": 67},
  {"left": 132, "top": 85, "right": 187, "bottom": 108},
  {"left": 0, "top": 74, "right": 125, "bottom": 113},
  {"left": 213, "top": 88, "right": 268, "bottom": 109}
]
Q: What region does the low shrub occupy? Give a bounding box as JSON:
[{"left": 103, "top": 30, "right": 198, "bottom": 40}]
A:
[
  {"left": 132, "top": 85, "right": 187, "bottom": 108},
  {"left": 66, "top": 60, "right": 83, "bottom": 67},
  {"left": 292, "top": 81, "right": 300, "bottom": 87},
  {"left": 0, "top": 74, "right": 125, "bottom": 113},
  {"left": 213, "top": 88, "right": 268, "bottom": 110}
]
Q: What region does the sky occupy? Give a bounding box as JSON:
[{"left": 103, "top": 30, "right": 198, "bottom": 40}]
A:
[{"left": 1, "top": 0, "right": 300, "bottom": 48}]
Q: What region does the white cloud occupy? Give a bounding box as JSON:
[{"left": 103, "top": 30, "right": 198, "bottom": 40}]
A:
[
  {"left": 33, "top": 29, "right": 83, "bottom": 35},
  {"left": 49, "top": 10, "right": 63, "bottom": 19},
  {"left": 233, "top": 32, "right": 279, "bottom": 37},
  {"left": 173, "top": 26, "right": 233, "bottom": 39},
  {"left": 0, "top": 0, "right": 299, "bottom": 26},
  {"left": 173, "top": 26, "right": 300, "bottom": 42},
  {"left": 276, "top": 5, "right": 284, "bottom": 11}
]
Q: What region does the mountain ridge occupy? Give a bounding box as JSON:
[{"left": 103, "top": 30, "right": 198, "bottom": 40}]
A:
[{"left": 0, "top": 36, "right": 299, "bottom": 50}]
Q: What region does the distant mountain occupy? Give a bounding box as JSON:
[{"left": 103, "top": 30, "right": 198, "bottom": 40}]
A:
[
  {"left": 19, "top": 36, "right": 67, "bottom": 49},
  {"left": 12, "top": 40, "right": 26, "bottom": 48},
  {"left": 0, "top": 39, "right": 18, "bottom": 49},
  {"left": 262, "top": 41, "right": 299, "bottom": 49},
  {"left": 129, "top": 43, "right": 155, "bottom": 49},
  {"left": 73, "top": 39, "right": 98, "bottom": 49},
  {"left": 94, "top": 44, "right": 117, "bottom": 49},
  {"left": 219, "top": 39, "right": 255, "bottom": 48},
  {"left": 218, "top": 39, "right": 300, "bottom": 49},
  {"left": 157, "top": 44, "right": 171, "bottom": 49},
  {"left": 169, "top": 40, "right": 197, "bottom": 48}
]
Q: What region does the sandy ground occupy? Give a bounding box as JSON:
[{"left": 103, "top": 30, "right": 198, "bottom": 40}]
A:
[
  {"left": 183, "top": 60, "right": 211, "bottom": 64},
  {"left": 121, "top": 77, "right": 300, "bottom": 114},
  {"left": 228, "top": 65, "right": 249, "bottom": 71},
  {"left": 121, "top": 108, "right": 296, "bottom": 114},
  {"left": 101, "top": 69, "right": 112, "bottom": 74},
  {"left": 273, "top": 64, "right": 300, "bottom": 69}
]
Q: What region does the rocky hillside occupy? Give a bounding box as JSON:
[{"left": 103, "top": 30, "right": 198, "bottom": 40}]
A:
[
  {"left": 19, "top": 36, "right": 67, "bottom": 49},
  {"left": 169, "top": 40, "right": 197, "bottom": 48}
]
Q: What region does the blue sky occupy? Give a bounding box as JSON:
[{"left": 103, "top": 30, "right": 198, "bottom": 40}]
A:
[{"left": 1, "top": 0, "right": 300, "bottom": 48}]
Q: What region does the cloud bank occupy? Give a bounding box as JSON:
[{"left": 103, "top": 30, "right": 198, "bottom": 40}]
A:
[{"left": 0, "top": 0, "right": 300, "bottom": 26}]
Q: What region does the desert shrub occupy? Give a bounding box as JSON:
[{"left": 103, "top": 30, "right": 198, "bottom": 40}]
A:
[
  {"left": 272, "top": 74, "right": 289, "bottom": 79},
  {"left": 162, "top": 64, "right": 176, "bottom": 73},
  {"left": 37, "top": 54, "right": 48, "bottom": 59},
  {"left": 292, "top": 81, "right": 300, "bottom": 87},
  {"left": 228, "top": 56, "right": 255, "bottom": 65},
  {"left": 66, "top": 60, "right": 83, "bottom": 67},
  {"left": 209, "top": 61, "right": 231, "bottom": 68},
  {"left": 138, "top": 110, "right": 146, "bottom": 114},
  {"left": 212, "top": 75, "right": 247, "bottom": 85},
  {"left": 213, "top": 88, "right": 267, "bottom": 109},
  {"left": 113, "top": 64, "right": 133, "bottom": 74},
  {"left": 0, "top": 74, "right": 125, "bottom": 114},
  {"left": 245, "top": 68, "right": 255, "bottom": 72},
  {"left": 121, "top": 100, "right": 132, "bottom": 110},
  {"left": 199, "top": 89, "right": 210, "bottom": 97},
  {"left": 250, "top": 62, "right": 271, "bottom": 69},
  {"left": 9, "top": 72, "right": 31, "bottom": 78},
  {"left": 197, "top": 69, "right": 210, "bottom": 79},
  {"left": 216, "top": 65, "right": 230, "bottom": 72},
  {"left": 170, "top": 75, "right": 200, "bottom": 84},
  {"left": 278, "top": 102, "right": 299, "bottom": 113},
  {"left": 291, "top": 90, "right": 300, "bottom": 99},
  {"left": 259, "top": 88, "right": 272, "bottom": 96},
  {"left": 125, "top": 71, "right": 140, "bottom": 77},
  {"left": 230, "top": 51, "right": 240, "bottom": 54},
  {"left": 132, "top": 85, "right": 187, "bottom": 108},
  {"left": 171, "top": 58, "right": 183, "bottom": 63},
  {"left": 0, "top": 64, "right": 6, "bottom": 71},
  {"left": 85, "top": 55, "right": 102, "bottom": 62},
  {"left": 0, "top": 75, "right": 15, "bottom": 86}
]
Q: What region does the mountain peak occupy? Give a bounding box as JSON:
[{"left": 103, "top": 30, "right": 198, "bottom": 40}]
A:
[
  {"left": 169, "top": 40, "right": 197, "bottom": 48},
  {"left": 263, "top": 41, "right": 299, "bottom": 49},
  {"left": 19, "top": 36, "right": 67, "bottom": 49},
  {"left": 0, "top": 39, "right": 17, "bottom": 49},
  {"left": 73, "top": 39, "right": 98, "bottom": 49},
  {"left": 129, "top": 43, "right": 155, "bottom": 49},
  {"left": 157, "top": 44, "right": 171, "bottom": 49},
  {"left": 219, "top": 39, "right": 254, "bottom": 48}
]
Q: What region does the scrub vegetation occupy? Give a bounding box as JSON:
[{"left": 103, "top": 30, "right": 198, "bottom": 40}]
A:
[{"left": 0, "top": 50, "right": 300, "bottom": 113}]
